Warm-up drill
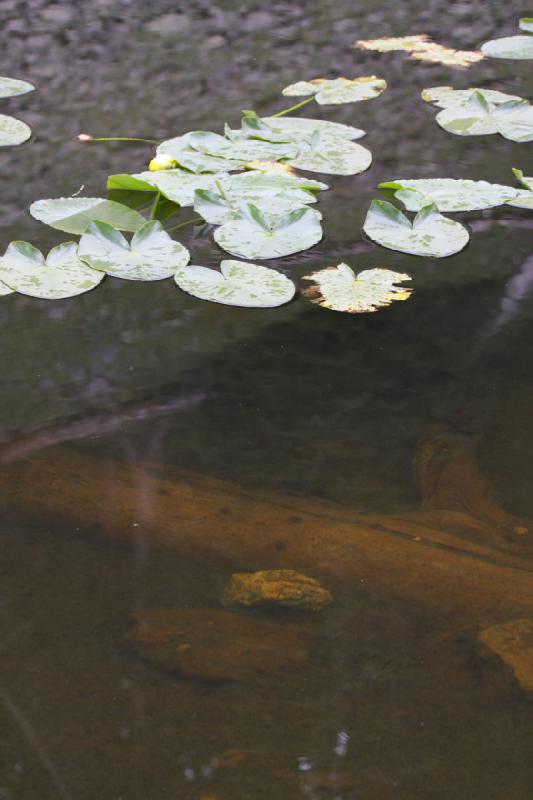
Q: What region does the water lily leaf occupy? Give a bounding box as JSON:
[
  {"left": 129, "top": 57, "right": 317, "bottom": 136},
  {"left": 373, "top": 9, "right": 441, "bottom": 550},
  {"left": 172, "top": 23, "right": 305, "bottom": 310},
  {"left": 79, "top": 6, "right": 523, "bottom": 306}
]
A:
[
  {"left": 282, "top": 76, "right": 386, "bottom": 105},
  {"left": 302, "top": 263, "right": 412, "bottom": 313},
  {"left": 262, "top": 115, "right": 365, "bottom": 141},
  {"left": 435, "top": 92, "right": 533, "bottom": 141},
  {"left": 107, "top": 174, "right": 158, "bottom": 193},
  {"left": 78, "top": 220, "right": 189, "bottom": 281},
  {"left": 0, "top": 281, "right": 14, "bottom": 296},
  {"left": 244, "top": 160, "right": 299, "bottom": 175},
  {"left": 410, "top": 43, "right": 484, "bottom": 67},
  {"left": 379, "top": 178, "right": 518, "bottom": 212},
  {"left": 0, "top": 241, "right": 104, "bottom": 299},
  {"left": 363, "top": 200, "right": 469, "bottom": 258},
  {"left": 520, "top": 17, "right": 533, "bottom": 32},
  {"left": 156, "top": 133, "right": 244, "bottom": 173},
  {"left": 175, "top": 259, "right": 295, "bottom": 307},
  {"left": 481, "top": 35, "right": 533, "bottom": 59},
  {"left": 421, "top": 86, "right": 523, "bottom": 109},
  {"left": 30, "top": 197, "right": 146, "bottom": 235},
  {"left": 0, "top": 114, "right": 31, "bottom": 146},
  {"left": 0, "top": 77, "right": 35, "bottom": 98},
  {"left": 132, "top": 169, "right": 230, "bottom": 206},
  {"left": 506, "top": 168, "right": 533, "bottom": 209},
  {"left": 355, "top": 35, "right": 431, "bottom": 52},
  {"left": 188, "top": 130, "right": 298, "bottom": 163},
  {"left": 512, "top": 167, "right": 533, "bottom": 191},
  {"left": 214, "top": 204, "right": 322, "bottom": 260},
  {"left": 288, "top": 132, "right": 372, "bottom": 176}
]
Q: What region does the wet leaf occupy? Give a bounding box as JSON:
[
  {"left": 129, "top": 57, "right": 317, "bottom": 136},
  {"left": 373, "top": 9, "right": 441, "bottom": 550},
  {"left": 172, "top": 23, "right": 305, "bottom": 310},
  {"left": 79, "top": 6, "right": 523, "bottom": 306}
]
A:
[
  {"left": 30, "top": 197, "right": 146, "bottom": 235},
  {"left": 281, "top": 76, "right": 387, "bottom": 105},
  {"left": 302, "top": 263, "right": 412, "bottom": 313},
  {"left": 0, "top": 281, "right": 14, "bottom": 296},
  {"left": 363, "top": 200, "right": 469, "bottom": 258},
  {"left": 512, "top": 167, "right": 533, "bottom": 191},
  {"left": 481, "top": 35, "right": 533, "bottom": 59},
  {"left": 214, "top": 204, "right": 322, "bottom": 260},
  {"left": 410, "top": 43, "right": 484, "bottom": 67},
  {"left": 355, "top": 34, "right": 431, "bottom": 52},
  {"left": 157, "top": 133, "right": 244, "bottom": 173},
  {"left": 0, "top": 76, "right": 35, "bottom": 98},
  {"left": 506, "top": 168, "right": 533, "bottom": 209},
  {"left": 174, "top": 259, "right": 295, "bottom": 307},
  {"left": 289, "top": 131, "right": 372, "bottom": 176},
  {"left": 435, "top": 92, "right": 533, "bottom": 141},
  {"left": 131, "top": 169, "right": 231, "bottom": 206},
  {"left": 233, "top": 113, "right": 365, "bottom": 143},
  {"left": 520, "top": 17, "right": 533, "bottom": 32},
  {"left": 380, "top": 178, "right": 518, "bottom": 212},
  {"left": 0, "top": 114, "right": 31, "bottom": 146},
  {"left": 421, "top": 86, "right": 523, "bottom": 109},
  {"left": 78, "top": 220, "right": 189, "bottom": 281},
  {"left": 107, "top": 174, "right": 159, "bottom": 193},
  {"left": 0, "top": 241, "right": 104, "bottom": 299}
]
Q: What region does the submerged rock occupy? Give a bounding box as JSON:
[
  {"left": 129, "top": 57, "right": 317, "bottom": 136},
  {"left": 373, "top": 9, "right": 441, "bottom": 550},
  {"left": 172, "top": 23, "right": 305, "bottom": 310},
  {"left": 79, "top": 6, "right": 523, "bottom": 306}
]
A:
[
  {"left": 479, "top": 619, "right": 533, "bottom": 696},
  {"left": 130, "top": 608, "right": 311, "bottom": 682},
  {"left": 222, "top": 569, "right": 333, "bottom": 611}
]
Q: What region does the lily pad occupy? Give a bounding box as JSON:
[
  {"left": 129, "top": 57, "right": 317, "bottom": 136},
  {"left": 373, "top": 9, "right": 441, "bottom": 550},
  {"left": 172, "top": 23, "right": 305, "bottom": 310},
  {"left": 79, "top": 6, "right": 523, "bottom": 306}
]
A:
[
  {"left": 214, "top": 204, "right": 322, "bottom": 260},
  {"left": 422, "top": 86, "right": 522, "bottom": 108},
  {"left": 0, "top": 241, "right": 104, "bottom": 299},
  {"left": 132, "top": 169, "right": 230, "bottom": 206},
  {"left": 281, "top": 76, "right": 387, "bottom": 105},
  {"left": 194, "top": 187, "right": 317, "bottom": 226},
  {"left": 175, "top": 259, "right": 295, "bottom": 308},
  {"left": 0, "top": 281, "right": 14, "bottom": 296},
  {"left": 481, "top": 34, "right": 533, "bottom": 60},
  {"left": 78, "top": 220, "right": 189, "bottom": 281},
  {"left": 0, "top": 114, "right": 31, "bottom": 146},
  {"left": 289, "top": 131, "right": 372, "bottom": 176},
  {"left": 520, "top": 18, "right": 533, "bottom": 32},
  {"left": 221, "top": 170, "right": 328, "bottom": 205},
  {"left": 506, "top": 169, "right": 533, "bottom": 209},
  {"left": 0, "top": 77, "right": 35, "bottom": 98},
  {"left": 410, "top": 43, "right": 484, "bottom": 67},
  {"left": 435, "top": 92, "right": 533, "bottom": 141},
  {"left": 302, "top": 263, "right": 412, "bottom": 313},
  {"left": 512, "top": 167, "right": 533, "bottom": 191},
  {"left": 157, "top": 133, "right": 244, "bottom": 173},
  {"left": 262, "top": 115, "right": 365, "bottom": 141},
  {"left": 379, "top": 178, "right": 518, "bottom": 212},
  {"left": 355, "top": 35, "right": 431, "bottom": 53},
  {"left": 188, "top": 130, "right": 298, "bottom": 163},
  {"left": 363, "top": 200, "right": 469, "bottom": 258},
  {"left": 30, "top": 197, "right": 146, "bottom": 235}
]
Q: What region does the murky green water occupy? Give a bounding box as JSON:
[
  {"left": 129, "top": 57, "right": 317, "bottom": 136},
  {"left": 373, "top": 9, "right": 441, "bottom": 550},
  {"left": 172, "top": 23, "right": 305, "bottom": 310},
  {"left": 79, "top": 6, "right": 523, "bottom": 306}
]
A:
[{"left": 1, "top": 1, "right": 533, "bottom": 798}]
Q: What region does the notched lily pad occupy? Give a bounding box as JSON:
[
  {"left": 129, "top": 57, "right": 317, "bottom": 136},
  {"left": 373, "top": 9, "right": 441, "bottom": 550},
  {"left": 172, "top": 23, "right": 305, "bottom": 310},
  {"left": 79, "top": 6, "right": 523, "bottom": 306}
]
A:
[
  {"left": 260, "top": 115, "right": 365, "bottom": 141},
  {"left": 132, "top": 169, "right": 231, "bottom": 207},
  {"left": 422, "top": 86, "right": 523, "bottom": 109},
  {"left": 0, "top": 241, "right": 104, "bottom": 299},
  {"left": 78, "top": 220, "right": 189, "bottom": 281},
  {"left": 0, "top": 76, "right": 35, "bottom": 98},
  {"left": 302, "top": 263, "right": 412, "bottom": 313},
  {"left": 0, "top": 114, "right": 31, "bottom": 146},
  {"left": 289, "top": 131, "right": 372, "bottom": 176},
  {"left": 282, "top": 76, "right": 387, "bottom": 105},
  {"left": 30, "top": 197, "right": 146, "bottom": 235},
  {"left": 380, "top": 178, "right": 518, "bottom": 212},
  {"left": 506, "top": 168, "right": 533, "bottom": 209},
  {"left": 214, "top": 204, "right": 322, "bottom": 260},
  {"left": 175, "top": 259, "right": 295, "bottom": 308},
  {"left": 435, "top": 92, "right": 533, "bottom": 142},
  {"left": 363, "top": 200, "right": 469, "bottom": 258}
]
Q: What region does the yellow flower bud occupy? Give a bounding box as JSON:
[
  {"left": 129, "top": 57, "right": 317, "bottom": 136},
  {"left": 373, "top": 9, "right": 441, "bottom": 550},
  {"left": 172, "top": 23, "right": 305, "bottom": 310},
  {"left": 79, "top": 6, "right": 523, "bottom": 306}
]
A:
[{"left": 149, "top": 153, "right": 178, "bottom": 171}]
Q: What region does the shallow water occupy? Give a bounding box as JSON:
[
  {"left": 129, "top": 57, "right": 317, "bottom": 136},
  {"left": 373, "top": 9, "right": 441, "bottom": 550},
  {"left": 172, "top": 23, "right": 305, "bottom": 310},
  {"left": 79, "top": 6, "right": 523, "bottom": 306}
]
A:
[{"left": 1, "top": 1, "right": 533, "bottom": 798}]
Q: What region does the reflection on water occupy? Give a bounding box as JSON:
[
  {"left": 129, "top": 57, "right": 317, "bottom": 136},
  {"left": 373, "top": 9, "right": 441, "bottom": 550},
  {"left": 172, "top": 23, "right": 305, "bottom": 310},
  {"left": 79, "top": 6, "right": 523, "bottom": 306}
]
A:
[{"left": 1, "top": 1, "right": 533, "bottom": 798}]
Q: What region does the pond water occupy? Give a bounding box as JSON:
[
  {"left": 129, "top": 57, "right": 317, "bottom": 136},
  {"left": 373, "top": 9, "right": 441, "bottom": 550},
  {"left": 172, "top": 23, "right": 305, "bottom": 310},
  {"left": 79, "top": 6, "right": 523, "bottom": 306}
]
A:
[{"left": 1, "top": 1, "right": 533, "bottom": 798}]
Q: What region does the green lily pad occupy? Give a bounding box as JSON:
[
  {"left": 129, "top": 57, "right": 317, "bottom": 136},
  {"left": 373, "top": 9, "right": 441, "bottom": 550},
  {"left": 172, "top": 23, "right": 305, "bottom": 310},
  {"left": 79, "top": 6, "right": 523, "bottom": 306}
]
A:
[
  {"left": 421, "top": 86, "right": 523, "bottom": 109},
  {"left": 262, "top": 115, "right": 365, "bottom": 141},
  {"left": 0, "top": 77, "right": 35, "bottom": 98},
  {"left": 281, "top": 76, "right": 387, "bottom": 105},
  {"left": 214, "top": 204, "right": 322, "bottom": 260},
  {"left": 435, "top": 92, "right": 533, "bottom": 141},
  {"left": 175, "top": 259, "right": 295, "bottom": 307},
  {"left": 188, "top": 130, "right": 298, "bottom": 163},
  {"left": 512, "top": 167, "right": 533, "bottom": 191},
  {"left": 302, "top": 263, "right": 412, "bottom": 313},
  {"left": 520, "top": 17, "right": 533, "bottom": 32},
  {"left": 363, "top": 200, "right": 469, "bottom": 257},
  {"left": 107, "top": 174, "right": 159, "bottom": 193},
  {"left": 288, "top": 131, "right": 372, "bottom": 176},
  {"left": 194, "top": 187, "right": 316, "bottom": 226},
  {"left": 0, "top": 114, "right": 31, "bottom": 146},
  {"left": 0, "top": 241, "right": 104, "bottom": 299},
  {"left": 0, "top": 281, "right": 14, "bottom": 296},
  {"left": 481, "top": 34, "right": 533, "bottom": 59},
  {"left": 157, "top": 133, "right": 244, "bottom": 173},
  {"left": 379, "top": 178, "right": 518, "bottom": 212},
  {"left": 506, "top": 169, "right": 533, "bottom": 209},
  {"left": 30, "top": 197, "right": 146, "bottom": 235},
  {"left": 78, "top": 220, "right": 189, "bottom": 281},
  {"left": 131, "top": 169, "right": 230, "bottom": 206}
]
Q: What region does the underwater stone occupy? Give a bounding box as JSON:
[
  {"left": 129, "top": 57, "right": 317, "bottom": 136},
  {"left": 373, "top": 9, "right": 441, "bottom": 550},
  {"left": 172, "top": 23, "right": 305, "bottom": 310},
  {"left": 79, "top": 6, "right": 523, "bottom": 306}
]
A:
[
  {"left": 222, "top": 569, "right": 333, "bottom": 611},
  {"left": 479, "top": 619, "right": 533, "bottom": 696},
  {"left": 130, "top": 608, "right": 311, "bottom": 683}
]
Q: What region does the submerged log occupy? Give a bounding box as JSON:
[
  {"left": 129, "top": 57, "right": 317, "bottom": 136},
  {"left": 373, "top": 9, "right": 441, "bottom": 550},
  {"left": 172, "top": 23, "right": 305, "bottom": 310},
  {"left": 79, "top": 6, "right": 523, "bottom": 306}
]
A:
[{"left": 1, "top": 422, "right": 532, "bottom": 626}]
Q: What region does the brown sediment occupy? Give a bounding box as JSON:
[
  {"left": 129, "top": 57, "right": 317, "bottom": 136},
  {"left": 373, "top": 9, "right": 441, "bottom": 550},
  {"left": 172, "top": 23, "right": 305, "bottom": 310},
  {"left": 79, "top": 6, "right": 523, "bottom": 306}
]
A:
[{"left": 0, "top": 418, "right": 532, "bottom": 626}]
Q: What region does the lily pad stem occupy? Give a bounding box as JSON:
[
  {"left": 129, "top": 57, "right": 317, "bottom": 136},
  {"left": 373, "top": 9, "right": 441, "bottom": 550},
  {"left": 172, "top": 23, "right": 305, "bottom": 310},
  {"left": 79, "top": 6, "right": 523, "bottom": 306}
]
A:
[
  {"left": 166, "top": 216, "right": 205, "bottom": 233},
  {"left": 149, "top": 192, "right": 161, "bottom": 220},
  {"left": 271, "top": 97, "right": 314, "bottom": 117},
  {"left": 78, "top": 135, "right": 159, "bottom": 145}
]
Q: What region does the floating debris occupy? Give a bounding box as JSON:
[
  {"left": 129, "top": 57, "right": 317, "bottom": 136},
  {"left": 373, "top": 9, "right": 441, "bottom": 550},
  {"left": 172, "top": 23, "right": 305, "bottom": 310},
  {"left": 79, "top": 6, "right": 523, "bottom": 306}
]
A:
[{"left": 222, "top": 569, "right": 333, "bottom": 610}]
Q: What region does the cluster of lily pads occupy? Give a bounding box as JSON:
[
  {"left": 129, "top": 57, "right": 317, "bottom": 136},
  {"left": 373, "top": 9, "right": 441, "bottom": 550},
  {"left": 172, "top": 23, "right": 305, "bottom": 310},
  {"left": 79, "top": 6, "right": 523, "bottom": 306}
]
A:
[
  {"left": 0, "top": 17, "right": 531, "bottom": 314},
  {"left": 0, "top": 76, "right": 34, "bottom": 146}
]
